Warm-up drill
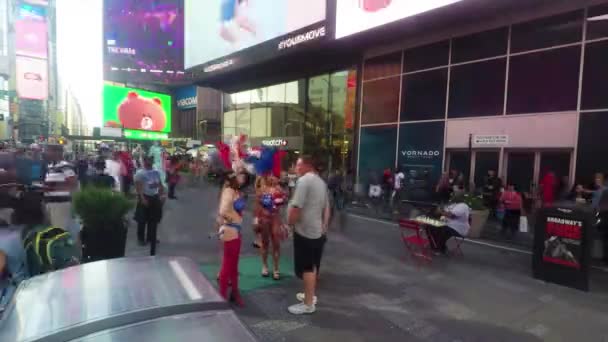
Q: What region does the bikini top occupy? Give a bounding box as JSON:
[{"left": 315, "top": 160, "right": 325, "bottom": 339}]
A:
[{"left": 233, "top": 196, "right": 246, "bottom": 215}]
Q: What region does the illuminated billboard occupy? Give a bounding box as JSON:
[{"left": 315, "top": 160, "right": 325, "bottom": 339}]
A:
[
  {"left": 185, "top": 0, "right": 326, "bottom": 72},
  {"left": 23, "top": 0, "right": 48, "bottom": 6},
  {"left": 103, "top": 84, "right": 172, "bottom": 133},
  {"left": 335, "top": 0, "right": 463, "bottom": 39},
  {"left": 15, "top": 19, "right": 47, "bottom": 58},
  {"left": 104, "top": 0, "right": 185, "bottom": 84},
  {"left": 16, "top": 56, "right": 48, "bottom": 100},
  {"left": 124, "top": 129, "right": 169, "bottom": 140}
]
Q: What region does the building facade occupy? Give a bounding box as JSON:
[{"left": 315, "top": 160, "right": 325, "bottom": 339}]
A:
[
  {"left": 201, "top": 0, "right": 608, "bottom": 188},
  {"left": 357, "top": 1, "right": 608, "bottom": 192}
]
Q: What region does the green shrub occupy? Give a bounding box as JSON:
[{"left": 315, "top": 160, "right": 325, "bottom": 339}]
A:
[
  {"left": 73, "top": 187, "right": 134, "bottom": 231},
  {"left": 463, "top": 193, "right": 486, "bottom": 210}
]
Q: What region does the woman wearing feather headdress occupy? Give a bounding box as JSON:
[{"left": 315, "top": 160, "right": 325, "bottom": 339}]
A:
[{"left": 252, "top": 147, "right": 287, "bottom": 280}]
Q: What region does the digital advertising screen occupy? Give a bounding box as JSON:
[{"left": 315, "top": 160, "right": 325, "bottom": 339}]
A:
[
  {"left": 124, "top": 129, "right": 169, "bottom": 140},
  {"left": 15, "top": 19, "right": 47, "bottom": 58},
  {"left": 23, "top": 0, "right": 48, "bottom": 6},
  {"left": 336, "top": 0, "right": 463, "bottom": 39},
  {"left": 18, "top": 3, "right": 47, "bottom": 20},
  {"left": 103, "top": 84, "right": 172, "bottom": 133},
  {"left": 104, "top": 0, "right": 185, "bottom": 84},
  {"left": 16, "top": 56, "right": 48, "bottom": 100},
  {"left": 185, "top": 0, "right": 326, "bottom": 72}
]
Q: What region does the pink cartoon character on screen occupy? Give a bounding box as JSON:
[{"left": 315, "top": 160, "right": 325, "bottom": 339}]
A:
[
  {"left": 360, "top": 0, "right": 392, "bottom": 12},
  {"left": 117, "top": 91, "right": 166, "bottom": 131}
]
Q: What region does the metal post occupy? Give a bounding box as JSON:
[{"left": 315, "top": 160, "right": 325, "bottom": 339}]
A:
[{"left": 467, "top": 133, "right": 472, "bottom": 192}]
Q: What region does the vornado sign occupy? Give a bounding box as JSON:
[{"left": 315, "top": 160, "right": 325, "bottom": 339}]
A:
[
  {"left": 401, "top": 150, "right": 441, "bottom": 158},
  {"left": 262, "top": 139, "right": 288, "bottom": 147}
]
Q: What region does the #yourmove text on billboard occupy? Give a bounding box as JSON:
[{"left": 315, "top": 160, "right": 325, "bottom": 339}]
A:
[
  {"left": 103, "top": 84, "right": 172, "bottom": 133},
  {"left": 335, "top": 0, "right": 462, "bottom": 39},
  {"left": 185, "top": 0, "right": 326, "bottom": 71}
]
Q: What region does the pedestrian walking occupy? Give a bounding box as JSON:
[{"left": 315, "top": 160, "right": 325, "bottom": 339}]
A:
[
  {"left": 500, "top": 183, "right": 522, "bottom": 239},
  {"left": 217, "top": 171, "right": 246, "bottom": 306},
  {"left": 167, "top": 156, "right": 181, "bottom": 200},
  {"left": 287, "top": 155, "right": 331, "bottom": 315},
  {"left": 134, "top": 156, "right": 165, "bottom": 255},
  {"left": 89, "top": 157, "right": 115, "bottom": 189},
  {"left": 105, "top": 152, "right": 122, "bottom": 193}
]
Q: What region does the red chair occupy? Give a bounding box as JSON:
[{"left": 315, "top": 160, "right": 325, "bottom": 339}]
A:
[{"left": 399, "top": 219, "right": 434, "bottom": 265}]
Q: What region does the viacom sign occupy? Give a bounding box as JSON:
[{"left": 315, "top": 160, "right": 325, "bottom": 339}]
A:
[
  {"left": 177, "top": 97, "right": 196, "bottom": 109},
  {"left": 176, "top": 86, "right": 197, "bottom": 109}
]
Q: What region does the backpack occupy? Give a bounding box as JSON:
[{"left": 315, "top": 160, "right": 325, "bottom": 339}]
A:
[{"left": 23, "top": 226, "right": 79, "bottom": 276}]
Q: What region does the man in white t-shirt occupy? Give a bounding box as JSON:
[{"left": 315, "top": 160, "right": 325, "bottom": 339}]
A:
[
  {"left": 105, "top": 152, "right": 122, "bottom": 192},
  {"left": 429, "top": 193, "right": 470, "bottom": 254},
  {"left": 391, "top": 169, "right": 405, "bottom": 210}
]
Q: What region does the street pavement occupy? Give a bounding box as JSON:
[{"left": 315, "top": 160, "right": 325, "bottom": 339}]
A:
[{"left": 126, "top": 180, "right": 608, "bottom": 342}]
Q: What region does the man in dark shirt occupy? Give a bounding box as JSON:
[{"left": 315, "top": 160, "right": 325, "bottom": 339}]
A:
[
  {"left": 89, "top": 158, "right": 115, "bottom": 189},
  {"left": 483, "top": 170, "right": 502, "bottom": 216}
]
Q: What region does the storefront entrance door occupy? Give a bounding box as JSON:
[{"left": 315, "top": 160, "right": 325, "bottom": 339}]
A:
[{"left": 506, "top": 152, "right": 535, "bottom": 192}]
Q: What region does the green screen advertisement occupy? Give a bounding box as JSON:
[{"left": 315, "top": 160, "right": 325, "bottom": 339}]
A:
[
  {"left": 123, "top": 129, "right": 169, "bottom": 140},
  {"left": 103, "top": 83, "right": 172, "bottom": 133}
]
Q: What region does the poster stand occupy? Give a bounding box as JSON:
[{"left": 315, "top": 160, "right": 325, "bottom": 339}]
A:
[{"left": 532, "top": 205, "right": 594, "bottom": 291}]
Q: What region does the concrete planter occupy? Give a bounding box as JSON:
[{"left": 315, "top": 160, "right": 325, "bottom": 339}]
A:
[{"left": 468, "top": 209, "right": 490, "bottom": 239}]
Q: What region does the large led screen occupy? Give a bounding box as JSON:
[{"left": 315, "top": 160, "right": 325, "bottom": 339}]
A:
[
  {"left": 103, "top": 84, "right": 172, "bottom": 133},
  {"left": 185, "top": 0, "right": 326, "bottom": 70},
  {"left": 104, "top": 0, "right": 185, "bottom": 83},
  {"left": 16, "top": 56, "right": 48, "bottom": 100},
  {"left": 15, "top": 19, "right": 47, "bottom": 58},
  {"left": 336, "top": 0, "right": 462, "bottom": 39}
]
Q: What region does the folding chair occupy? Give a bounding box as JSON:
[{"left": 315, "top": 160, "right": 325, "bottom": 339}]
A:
[
  {"left": 449, "top": 235, "right": 465, "bottom": 256},
  {"left": 399, "top": 219, "right": 434, "bottom": 264},
  {"left": 449, "top": 215, "right": 471, "bottom": 256}
]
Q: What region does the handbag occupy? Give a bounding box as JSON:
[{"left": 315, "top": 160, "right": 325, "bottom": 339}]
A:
[
  {"left": 496, "top": 207, "right": 505, "bottom": 221},
  {"left": 519, "top": 216, "right": 529, "bottom": 233}
]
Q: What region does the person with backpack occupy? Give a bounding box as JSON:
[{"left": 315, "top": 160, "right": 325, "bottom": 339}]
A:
[{"left": 14, "top": 191, "right": 78, "bottom": 277}]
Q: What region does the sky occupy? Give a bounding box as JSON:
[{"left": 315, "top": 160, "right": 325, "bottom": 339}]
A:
[{"left": 56, "top": 0, "right": 103, "bottom": 129}]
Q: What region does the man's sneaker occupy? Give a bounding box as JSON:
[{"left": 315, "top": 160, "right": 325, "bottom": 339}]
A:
[
  {"left": 288, "top": 302, "right": 316, "bottom": 315},
  {"left": 296, "top": 293, "right": 318, "bottom": 305}
]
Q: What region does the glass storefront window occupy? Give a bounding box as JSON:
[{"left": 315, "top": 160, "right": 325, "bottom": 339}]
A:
[
  {"left": 306, "top": 74, "right": 331, "bottom": 173},
  {"left": 250, "top": 107, "right": 269, "bottom": 138},
  {"left": 285, "top": 80, "right": 306, "bottom": 137},
  {"left": 234, "top": 91, "right": 250, "bottom": 136},
  {"left": 221, "top": 69, "right": 357, "bottom": 176}
]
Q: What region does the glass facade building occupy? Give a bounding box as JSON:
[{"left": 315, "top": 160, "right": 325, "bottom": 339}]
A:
[
  {"left": 222, "top": 69, "right": 357, "bottom": 176},
  {"left": 358, "top": 3, "right": 608, "bottom": 192}
]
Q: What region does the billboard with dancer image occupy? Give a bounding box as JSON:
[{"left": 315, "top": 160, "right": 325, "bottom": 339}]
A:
[
  {"left": 104, "top": 0, "right": 185, "bottom": 83},
  {"left": 185, "top": 0, "right": 326, "bottom": 73}
]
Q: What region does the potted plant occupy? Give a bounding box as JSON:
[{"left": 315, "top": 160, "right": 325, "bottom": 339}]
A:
[
  {"left": 73, "top": 187, "right": 134, "bottom": 262},
  {"left": 462, "top": 193, "right": 489, "bottom": 238}
]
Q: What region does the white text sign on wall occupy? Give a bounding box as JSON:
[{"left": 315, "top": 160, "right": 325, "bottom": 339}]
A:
[{"left": 473, "top": 135, "right": 509, "bottom": 146}]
